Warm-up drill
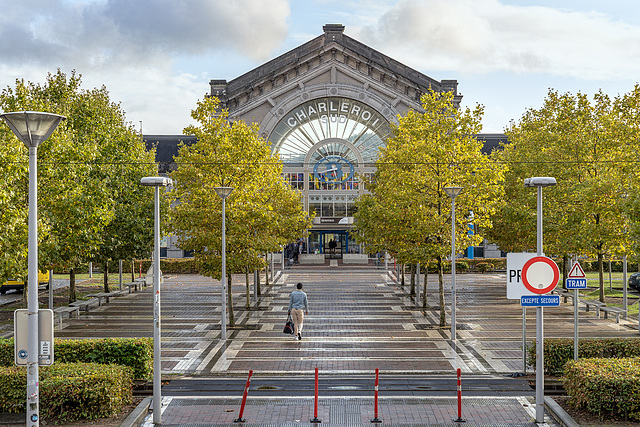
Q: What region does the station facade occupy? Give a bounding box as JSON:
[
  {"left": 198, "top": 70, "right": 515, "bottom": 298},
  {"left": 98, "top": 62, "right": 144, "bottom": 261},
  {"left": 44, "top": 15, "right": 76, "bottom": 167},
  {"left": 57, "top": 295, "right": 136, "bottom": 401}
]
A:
[{"left": 148, "top": 24, "right": 505, "bottom": 260}]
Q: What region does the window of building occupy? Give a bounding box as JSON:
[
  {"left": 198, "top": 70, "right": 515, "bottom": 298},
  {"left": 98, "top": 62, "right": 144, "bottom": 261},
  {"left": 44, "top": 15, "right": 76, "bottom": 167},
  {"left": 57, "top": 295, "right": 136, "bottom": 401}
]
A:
[{"left": 284, "top": 172, "right": 304, "bottom": 190}]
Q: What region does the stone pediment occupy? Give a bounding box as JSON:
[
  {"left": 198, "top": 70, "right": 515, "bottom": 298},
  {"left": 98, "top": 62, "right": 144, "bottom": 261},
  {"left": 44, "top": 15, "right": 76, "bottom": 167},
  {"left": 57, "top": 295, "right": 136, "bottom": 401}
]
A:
[{"left": 210, "top": 24, "right": 460, "bottom": 137}]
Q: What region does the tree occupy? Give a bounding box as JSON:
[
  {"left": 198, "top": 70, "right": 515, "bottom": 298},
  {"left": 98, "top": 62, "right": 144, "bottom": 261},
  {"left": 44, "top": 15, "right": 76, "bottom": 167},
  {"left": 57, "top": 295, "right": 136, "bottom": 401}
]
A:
[
  {"left": 169, "top": 97, "right": 311, "bottom": 326},
  {"left": 354, "top": 90, "right": 504, "bottom": 325},
  {"left": 0, "top": 70, "right": 157, "bottom": 301},
  {"left": 489, "top": 89, "right": 635, "bottom": 302}
]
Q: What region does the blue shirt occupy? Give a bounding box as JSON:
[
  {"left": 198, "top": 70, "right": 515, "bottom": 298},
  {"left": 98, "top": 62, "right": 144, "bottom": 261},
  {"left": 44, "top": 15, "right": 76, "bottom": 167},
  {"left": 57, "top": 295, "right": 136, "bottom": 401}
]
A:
[{"left": 288, "top": 290, "right": 308, "bottom": 311}]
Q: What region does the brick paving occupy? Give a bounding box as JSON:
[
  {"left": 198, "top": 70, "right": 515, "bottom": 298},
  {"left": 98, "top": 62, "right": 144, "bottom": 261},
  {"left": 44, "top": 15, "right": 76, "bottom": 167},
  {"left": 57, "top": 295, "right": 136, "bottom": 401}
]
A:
[
  {"left": 142, "top": 396, "right": 545, "bottom": 426},
  {"left": 48, "top": 265, "right": 640, "bottom": 425}
]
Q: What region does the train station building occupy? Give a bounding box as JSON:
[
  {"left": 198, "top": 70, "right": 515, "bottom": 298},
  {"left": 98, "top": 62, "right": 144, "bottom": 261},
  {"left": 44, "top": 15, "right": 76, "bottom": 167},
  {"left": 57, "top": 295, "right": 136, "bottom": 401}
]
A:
[{"left": 146, "top": 24, "right": 506, "bottom": 260}]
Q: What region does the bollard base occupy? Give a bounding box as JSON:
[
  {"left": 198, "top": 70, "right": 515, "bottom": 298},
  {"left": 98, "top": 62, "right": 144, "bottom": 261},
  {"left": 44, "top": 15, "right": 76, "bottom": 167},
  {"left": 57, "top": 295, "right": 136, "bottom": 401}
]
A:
[
  {"left": 233, "top": 418, "right": 246, "bottom": 423},
  {"left": 310, "top": 417, "right": 322, "bottom": 423},
  {"left": 453, "top": 417, "right": 466, "bottom": 423},
  {"left": 371, "top": 417, "right": 382, "bottom": 423}
]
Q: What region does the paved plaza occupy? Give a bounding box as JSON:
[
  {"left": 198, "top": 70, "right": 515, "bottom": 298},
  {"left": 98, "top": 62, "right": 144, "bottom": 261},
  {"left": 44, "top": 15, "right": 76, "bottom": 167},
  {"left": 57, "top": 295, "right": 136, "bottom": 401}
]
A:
[{"left": 50, "top": 265, "right": 640, "bottom": 425}]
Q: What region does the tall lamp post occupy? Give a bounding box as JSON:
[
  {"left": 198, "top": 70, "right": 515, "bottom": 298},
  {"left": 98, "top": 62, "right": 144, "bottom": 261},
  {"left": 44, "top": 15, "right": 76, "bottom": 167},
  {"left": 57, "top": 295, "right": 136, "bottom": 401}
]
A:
[
  {"left": 444, "top": 186, "right": 463, "bottom": 341},
  {"left": 214, "top": 187, "right": 233, "bottom": 341},
  {"left": 140, "top": 176, "right": 173, "bottom": 424},
  {"left": 524, "top": 176, "right": 556, "bottom": 423},
  {"left": 1, "top": 111, "right": 65, "bottom": 427}
]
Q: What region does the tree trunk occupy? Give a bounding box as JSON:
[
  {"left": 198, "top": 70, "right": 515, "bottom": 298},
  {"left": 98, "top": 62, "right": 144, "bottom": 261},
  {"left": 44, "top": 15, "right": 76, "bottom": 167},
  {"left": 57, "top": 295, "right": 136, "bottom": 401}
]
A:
[
  {"left": 227, "top": 272, "right": 235, "bottom": 327},
  {"left": 438, "top": 256, "right": 445, "bottom": 327},
  {"left": 401, "top": 265, "right": 405, "bottom": 288},
  {"left": 265, "top": 258, "right": 270, "bottom": 287},
  {"left": 256, "top": 269, "right": 261, "bottom": 296},
  {"left": 103, "top": 263, "right": 110, "bottom": 293},
  {"left": 131, "top": 260, "right": 135, "bottom": 282},
  {"left": 410, "top": 264, "right": 416, "bottom": 296},
  {"left": 69, "top": 268, "right": 77, "bottom": 303},
  {"left": 598, "top": 249, "right": 605, "bottom": 303},
  {"left": 245, "top": 268, "right": 250, "bottom": 309},
  {"left": 422, "top": 269, "right": 428, "bottom": 308}
]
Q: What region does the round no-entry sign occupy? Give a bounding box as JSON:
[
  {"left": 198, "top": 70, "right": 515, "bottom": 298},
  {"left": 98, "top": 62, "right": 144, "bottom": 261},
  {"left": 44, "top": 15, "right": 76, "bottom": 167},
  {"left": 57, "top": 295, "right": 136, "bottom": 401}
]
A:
[{"left": 522, "top": 256, "right": 559, "bottom": 294}]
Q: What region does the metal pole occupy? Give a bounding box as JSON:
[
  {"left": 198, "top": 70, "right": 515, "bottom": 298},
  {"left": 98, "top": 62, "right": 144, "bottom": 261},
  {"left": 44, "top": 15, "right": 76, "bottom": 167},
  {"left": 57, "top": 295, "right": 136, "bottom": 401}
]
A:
[
  {"left": 535, "top": 185, "right": 544, "bottom": 423},
  {"left": 119, "top": 260, "right": 123, "bottom": 291},
  {"left": 48, "top": 270, "right": 54, "bottom": 310},
  {"left": 451, "top": 196, "right": 457, "bottom": 341},
  {"left": 27, "top": 146, "right": 39, "bottom": 427},
  {"left": 522, "top": 307, "right": 526, "bottom": 374},
  {"left": 623, "top": 256, "right": 628, "bottom": 320},
  {"left": 574, "top": 288, "right": 578, "bottom": 361},
  {"left": 415, "top": 263, "right": 420, "bottom": 307},
  {"left": 253, "top": 269, "right": 258, "bottom": 306},
  {"left": 221, "top": 197, "right": 227, "bottom": 341},
  {"left": 152, "top": 186, "right": 162, "bottom": 424}
]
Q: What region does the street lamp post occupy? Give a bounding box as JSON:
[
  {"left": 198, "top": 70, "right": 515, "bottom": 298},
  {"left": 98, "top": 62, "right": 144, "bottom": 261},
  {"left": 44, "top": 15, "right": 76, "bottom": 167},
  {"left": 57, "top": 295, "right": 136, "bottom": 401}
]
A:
[
  {"left": 140, "top": 176, "right": 173, "bottom": 424},
  {"left": 444, "top": 186, "right": 463, "bottom": 341},
  {"left": 524, "top": 176, "right": 557, "bottom": 424},
  {"left": 1, "top": 111, "right": 65, "bottom": 427},
  {"left": 214, "top": 187, "right": 233, "bottom": 341}
]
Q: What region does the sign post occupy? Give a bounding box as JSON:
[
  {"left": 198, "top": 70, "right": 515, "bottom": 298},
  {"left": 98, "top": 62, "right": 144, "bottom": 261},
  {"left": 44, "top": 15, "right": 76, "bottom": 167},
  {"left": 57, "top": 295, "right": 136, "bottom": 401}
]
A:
[
  {"left": 567, "top": 261, "right": 586, "bottom": 360},
  {"left": 506, "top": 252, "right": 536, "bottom": 374}
]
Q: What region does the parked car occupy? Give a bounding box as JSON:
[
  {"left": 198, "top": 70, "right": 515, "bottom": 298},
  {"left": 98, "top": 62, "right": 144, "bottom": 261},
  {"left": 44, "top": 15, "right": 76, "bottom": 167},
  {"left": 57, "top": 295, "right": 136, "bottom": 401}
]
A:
[
  {"left": 0, "top": 271, "right": 50, "bottom": 294},
  {"left": 628, "top": 272, "right": 640, "bottom": 292}
]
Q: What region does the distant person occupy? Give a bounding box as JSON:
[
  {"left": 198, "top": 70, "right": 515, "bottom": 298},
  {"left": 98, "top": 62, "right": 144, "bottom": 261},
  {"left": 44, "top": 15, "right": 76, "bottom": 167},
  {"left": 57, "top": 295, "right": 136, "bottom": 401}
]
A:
[
  {"left": 329, "top": 238, "right": 336, "bottom": 255},
  {"left": 288, "top": 282, "right": 309, "bottom": 340}
]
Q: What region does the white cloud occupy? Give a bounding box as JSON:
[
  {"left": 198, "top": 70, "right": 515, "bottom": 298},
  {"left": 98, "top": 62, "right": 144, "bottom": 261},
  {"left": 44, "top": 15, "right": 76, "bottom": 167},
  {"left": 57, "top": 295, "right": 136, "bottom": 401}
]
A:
[
  {"left": 0, "top": 0, "right": 292, "bottom": 133},
  {"left": 352, "top": 0, "right": 640, "bottom": 80},
  {"left": 0, "top": 0, "right": 291, "bottom": 68}
]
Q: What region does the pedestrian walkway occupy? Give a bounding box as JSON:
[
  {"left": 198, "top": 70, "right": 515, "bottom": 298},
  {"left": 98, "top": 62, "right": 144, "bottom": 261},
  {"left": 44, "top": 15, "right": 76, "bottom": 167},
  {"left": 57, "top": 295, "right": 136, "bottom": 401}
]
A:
[
  {"left": 142, "top": 396, "right": 544, "bottom": 426},
  {"left": 50, "top": 266, "right": 640, "bottom": 425}
]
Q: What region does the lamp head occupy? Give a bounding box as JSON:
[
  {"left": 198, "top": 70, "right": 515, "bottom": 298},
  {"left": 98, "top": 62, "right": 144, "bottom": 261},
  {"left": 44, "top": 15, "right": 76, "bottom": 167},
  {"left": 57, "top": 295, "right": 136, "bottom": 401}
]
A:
[
  {"left": 443, "top": 186, "right": 463, "bottom": 199},
  {"left": 0, "top": 111, "right": 66, "bottom": 148},
  {"left": 140, "top": 176, "right": 173, "bottom": 187},
  {"left": 524, "top": 177, "right": 557, "bottom": 188},
  {"left": 214, "top": 187, "right": 233, "bottom": 199}
]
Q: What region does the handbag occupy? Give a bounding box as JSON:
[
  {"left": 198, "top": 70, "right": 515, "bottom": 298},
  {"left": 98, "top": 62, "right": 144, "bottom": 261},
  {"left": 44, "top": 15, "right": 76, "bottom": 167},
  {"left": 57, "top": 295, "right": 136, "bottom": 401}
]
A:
[{"left": 283, "top": 314, "right": 294, "bottom": 335}]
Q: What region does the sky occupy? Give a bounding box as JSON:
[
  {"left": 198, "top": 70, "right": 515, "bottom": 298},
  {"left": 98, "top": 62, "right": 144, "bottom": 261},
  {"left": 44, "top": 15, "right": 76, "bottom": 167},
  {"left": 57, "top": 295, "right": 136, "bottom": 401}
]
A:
[{"left": 2, "top": 0, "right": 640, "bottom": 135}]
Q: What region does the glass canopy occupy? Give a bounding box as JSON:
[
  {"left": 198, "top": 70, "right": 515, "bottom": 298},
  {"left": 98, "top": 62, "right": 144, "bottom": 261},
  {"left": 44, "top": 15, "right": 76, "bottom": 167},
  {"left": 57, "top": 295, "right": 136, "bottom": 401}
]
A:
[{"left": 269, "top": 97, "right": 391, "bottom": 165}]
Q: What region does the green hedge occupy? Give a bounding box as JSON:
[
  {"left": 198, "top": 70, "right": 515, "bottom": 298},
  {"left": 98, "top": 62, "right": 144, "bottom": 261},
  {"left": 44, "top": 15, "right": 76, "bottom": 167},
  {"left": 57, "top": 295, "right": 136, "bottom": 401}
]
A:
[
  {"left": 0, "top": 362, "right": 133, "bottom": 422},
  {"left": 527, "top": 338, "right": 640, "bottom": 375},
  {"left": 0, "top": 338, "right": 153, "bottom": 380},
  {"left": 564, "top": 357, "right": 640, "bottom": 421}
]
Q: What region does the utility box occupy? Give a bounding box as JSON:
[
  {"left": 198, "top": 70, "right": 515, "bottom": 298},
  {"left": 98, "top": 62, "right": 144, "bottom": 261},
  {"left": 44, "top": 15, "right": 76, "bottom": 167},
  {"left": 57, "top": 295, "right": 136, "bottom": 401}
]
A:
[{"left": 14, "top": 309, "right": 54, "bottom": 366}]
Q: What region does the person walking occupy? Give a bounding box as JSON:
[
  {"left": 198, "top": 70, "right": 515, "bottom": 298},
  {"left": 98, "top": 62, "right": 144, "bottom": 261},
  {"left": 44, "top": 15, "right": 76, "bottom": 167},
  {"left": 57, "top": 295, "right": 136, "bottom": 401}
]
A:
[{"left": 288, "top": 282, "right": 309, "bottom": 340}]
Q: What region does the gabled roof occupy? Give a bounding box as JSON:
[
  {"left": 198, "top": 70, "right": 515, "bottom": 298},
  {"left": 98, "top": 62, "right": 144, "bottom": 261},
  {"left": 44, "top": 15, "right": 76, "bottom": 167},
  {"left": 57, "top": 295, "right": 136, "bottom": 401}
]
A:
[{"left": 211, "top": 24, "right": 458, "bottom": 108}]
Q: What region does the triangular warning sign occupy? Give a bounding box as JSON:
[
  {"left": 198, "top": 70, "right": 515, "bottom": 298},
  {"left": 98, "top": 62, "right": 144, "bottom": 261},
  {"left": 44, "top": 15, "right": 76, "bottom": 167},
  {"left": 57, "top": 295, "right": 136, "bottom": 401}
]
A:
[{"left": 568, "top": 262, "right": 586, "bottom": 278}]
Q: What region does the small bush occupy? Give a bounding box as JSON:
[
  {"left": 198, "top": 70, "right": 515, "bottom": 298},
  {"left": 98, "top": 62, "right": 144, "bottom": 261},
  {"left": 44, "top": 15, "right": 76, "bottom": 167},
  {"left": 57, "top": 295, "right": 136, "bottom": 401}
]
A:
[
  {"left": 528, "top": 338, "right": 640, "bottom": 375},
  {"left": 475, "top": 262, "right": 494, "bottom": 273},
  {"left": 0, "top": 338, "right": 152, "bottom": 380},
  {"left": 455, "top": 261, "right": 469, "bottom": 272},
  {"left": 0, "top": 362, "right": 133, "bottom": 422},
  {"left": 564, "top": 357, "right": 640, "bottom": 421}
]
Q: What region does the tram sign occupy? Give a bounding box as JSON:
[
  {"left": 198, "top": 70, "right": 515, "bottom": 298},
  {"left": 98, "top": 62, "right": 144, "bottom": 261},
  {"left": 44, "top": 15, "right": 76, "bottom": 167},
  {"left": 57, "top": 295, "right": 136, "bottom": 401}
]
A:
[
  {"left": 522, "top": 256, "right": 560, "bottom": 295},
  {"left": 566, "top": 261, "right": 587, "bottom": 289},
  {"left": 566, "top": 278, "right": 587, "bottom": 289},
  {"left": 568, "top": 261, "right": 586, "bottom": 278}
]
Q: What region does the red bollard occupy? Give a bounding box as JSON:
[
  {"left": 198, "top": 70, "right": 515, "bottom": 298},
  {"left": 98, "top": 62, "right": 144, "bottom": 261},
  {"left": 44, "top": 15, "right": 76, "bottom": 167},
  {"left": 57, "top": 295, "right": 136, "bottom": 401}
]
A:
[
  {"left": 371, "top": 368, "right": 382, "bottom": 423},
  {"left": 234, "top": 370, "right": 253, "bottom": 423},
  {"left": 454, "top": 368, "right": 466, "bottom": 423},
  {"left": 310, "top": 367, "right": 321, "bottom": 423}
]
